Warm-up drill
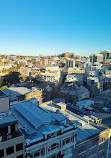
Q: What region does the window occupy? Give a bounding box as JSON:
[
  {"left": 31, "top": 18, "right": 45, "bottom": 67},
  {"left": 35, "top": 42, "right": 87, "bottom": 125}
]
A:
[
  {"left": 0, "top": 149, "right": 4, "bottom": 157},
  {"left": 6, "top": 146, "right": 14, "bottom": 155},
  {"left": 66, "top": 138, "right": 70, "bottom": 144},
  {"left": 34, "top": 152, "right": 39, "bottom": 157},
  {"left": 16, "top": 143, "right": 23, "bottom": 152},
  {"left": 48, "top": 143, "right": 59, "bottom": 152},
  {"left": 63, "top": 137, "right": 73, "bottom": 146},
  {"left": 34, "top": 149, "right": 44, "bottom": 157},
  {"left": 17, "top": 154, "right": 24, "bottom": 158},
  {"left": 50, "top": 154, "right": 59, "bottom": 158}
]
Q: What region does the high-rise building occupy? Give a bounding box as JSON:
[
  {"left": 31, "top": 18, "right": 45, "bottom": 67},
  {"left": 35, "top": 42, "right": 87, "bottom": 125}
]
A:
[
  {"left": 100, "top": 50, "right": 111, "bottom": 60},
  {"left": 89, "top": 54, "right": 103, "bottom": 63},
  {"left": 66, "top": 58, "right": 75, "bottom": 68}
]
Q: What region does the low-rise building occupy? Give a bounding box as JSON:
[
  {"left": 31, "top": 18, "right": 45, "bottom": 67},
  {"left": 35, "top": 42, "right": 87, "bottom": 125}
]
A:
[
  {"left": 60, "top": 85, "right": 90, "bottom": 103},
  {"left": 67, "top": 68, "right": 85, "bottom": 75},
  {"left": 40, "top": 102, "right": 111, "bottom": 158},
  {"left": 40, "top": 66, "right": 61, "bottom": 84},
  {"left": 3, "top": 86, "right": 42, "bottom": 103},
  {"left": 87, "top": 77, "right": 102, "bottom": 97},
  {"left": 66, "top": 74, "right": 83, "bottom": 85},
  {"left": 53, "top": 102, "right": 66, "bottom": 110},
  {"left": 76, "top": 100, "right": 94, "bottom": 110},
  {"left": 11, "top": 98, "right": 77, "bottom": 158}
]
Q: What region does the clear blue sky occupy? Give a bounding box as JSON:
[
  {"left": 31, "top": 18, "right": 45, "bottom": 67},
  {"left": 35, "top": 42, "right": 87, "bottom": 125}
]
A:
[{"left": 0, "top": 0, "right": 111, "bottom": 56}]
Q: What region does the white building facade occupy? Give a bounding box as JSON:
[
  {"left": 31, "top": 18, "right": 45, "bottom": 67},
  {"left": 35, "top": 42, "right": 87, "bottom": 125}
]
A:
[{"left": 26, "top": 125, "right": 77, "bottom": 158}]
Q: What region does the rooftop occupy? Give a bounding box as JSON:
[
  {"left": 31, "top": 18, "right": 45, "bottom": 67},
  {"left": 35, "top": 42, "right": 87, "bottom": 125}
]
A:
[
  {"left": 3, "top": 87, "right": 41, "bottom": 101},
  {"left": 0, "top": 90, "right": 8, "bottom": 98},
  {"left": 11, "top": 99, "right": 68, "bottom": 140},
  {"left": 76, "top": 100, "right": 94, "bottom": 106},
  {"left": 40, "top": 102, "right": 101, "bottom": 141},
  {"left": 0, "top": 111, "right": 18, "bottom": 127}
]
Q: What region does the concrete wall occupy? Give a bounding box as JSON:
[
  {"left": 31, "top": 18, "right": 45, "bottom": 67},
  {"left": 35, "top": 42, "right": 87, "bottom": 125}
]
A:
[{"left": 0, "top": 96, "right": 9, "bottom": 112}]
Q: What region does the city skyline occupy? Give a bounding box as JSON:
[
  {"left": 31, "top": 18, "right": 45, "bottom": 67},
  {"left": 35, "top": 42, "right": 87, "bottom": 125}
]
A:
[{"left": 0, "top": 0, "right": 111, "bottom": 56}]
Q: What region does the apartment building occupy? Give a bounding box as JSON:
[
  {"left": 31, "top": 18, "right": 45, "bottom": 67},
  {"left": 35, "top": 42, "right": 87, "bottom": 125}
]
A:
[
  {"left": 67, "top": 68, "right": 85, "bottom": 75},
  {"left": 90, "top": 54, "right": 103, "bottom": 63},
  {"left": 66, "top": 58, "right": 75, "bottom": 68},
  {"left": 0, "top": 90, "right": 25, "bottom": 158},
  {"left": 40, "top": 66, "right": 61, "bottom": 84},
  {"left": 65, "top": 74, "right": 83, "bottom": 86},
  {"left": 100, "top": 50, "right": 111, "bottom": 61}
]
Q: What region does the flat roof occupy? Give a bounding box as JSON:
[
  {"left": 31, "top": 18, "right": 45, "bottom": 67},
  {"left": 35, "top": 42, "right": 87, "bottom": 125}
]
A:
[
  {"left": 0, "top": 112, "right": 18, "bottom": 127},
  {"left": 3, "top": 87, "right": 41, "bottom": 97},
  {"left": 3, "top": 87, "right": 31, "bottom": 96},
  {"left": 40, "top": 103, "right": 100, "bottom": 141}
]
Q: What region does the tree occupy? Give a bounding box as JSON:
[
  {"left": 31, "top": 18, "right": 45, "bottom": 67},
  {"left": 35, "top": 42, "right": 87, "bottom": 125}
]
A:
[
  {"left": 0, "top": 77, "right": 3, "bottom": 87},
  {"left": 2, "top": 67, "right": 16, "bottom": 73},
  {"left": 0, "top": 86, "right": 8, "bottom": 90},
  {"left": 2, "top": 71, "right": 21, "bottom": 86}
]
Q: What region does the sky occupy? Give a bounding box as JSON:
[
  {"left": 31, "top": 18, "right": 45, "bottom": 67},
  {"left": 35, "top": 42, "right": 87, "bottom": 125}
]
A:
[{"left": 0, "top": 0, "right": 111, "bottom": 56}]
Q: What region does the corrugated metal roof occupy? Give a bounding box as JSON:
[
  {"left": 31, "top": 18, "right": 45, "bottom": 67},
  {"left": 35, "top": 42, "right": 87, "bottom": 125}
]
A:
[{"left": 13, "top": 102, "right": 52, "bottom": 129}]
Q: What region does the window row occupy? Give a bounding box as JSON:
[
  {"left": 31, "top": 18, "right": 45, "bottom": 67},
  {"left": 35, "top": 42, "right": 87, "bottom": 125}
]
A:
[
  {"left": 0, "top": 143, "right": 23, "bottom": 157},
  {"left": 63, "top": 137, "right": 73, "bottom": 146},
  {"left": 30, "top": 137, "right": 73, "bottom": 157}
]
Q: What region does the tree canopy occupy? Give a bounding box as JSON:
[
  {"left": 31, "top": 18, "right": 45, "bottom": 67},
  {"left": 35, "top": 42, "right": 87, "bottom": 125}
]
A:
[{"left": 2, "top": 71, "right": 21, "bottom": 86}]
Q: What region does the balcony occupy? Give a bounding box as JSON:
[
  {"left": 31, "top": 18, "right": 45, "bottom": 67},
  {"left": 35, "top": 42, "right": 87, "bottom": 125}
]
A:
[{"left": 0, "top": 131, "right": 21, "bottom": 143}]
